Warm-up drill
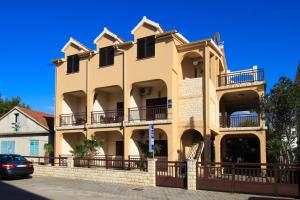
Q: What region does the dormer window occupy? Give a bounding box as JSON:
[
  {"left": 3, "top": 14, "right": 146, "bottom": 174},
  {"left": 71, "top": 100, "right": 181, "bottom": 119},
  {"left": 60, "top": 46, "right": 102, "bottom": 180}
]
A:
[
  {"left": 100, "top": 46, "right": 115, "bottom": 67},
  {"left": 67, "top": 54, "right": 80, "bottom": 73},
  {"left": 137, "top": 35, "right": 155, "bottom": 59}
]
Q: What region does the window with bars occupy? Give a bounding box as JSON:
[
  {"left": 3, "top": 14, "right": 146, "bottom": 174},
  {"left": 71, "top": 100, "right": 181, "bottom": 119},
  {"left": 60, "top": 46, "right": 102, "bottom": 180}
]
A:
[
  {"left": 30, "top": 140, "right": 39, "bottom": 156},
  {"left": 137, "top": 35, "right": 155, "bottom": 59},
  {"left": 67, "top": 54, "right": 80, "bottom": 73},
  {"left": 99, "top": 46, "right": 115, "bottom": 67}
]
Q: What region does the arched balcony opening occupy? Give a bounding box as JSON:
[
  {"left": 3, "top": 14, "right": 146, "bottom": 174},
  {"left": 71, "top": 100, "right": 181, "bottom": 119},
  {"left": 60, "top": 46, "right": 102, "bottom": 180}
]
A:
[
  {"left": 92, "top": 86, "right": 123, "bottom": 125},
  {"left": 219, "top": 90, "right": 260, "bottom": 128},
  {"left": 129, "top": 79, "right": 168, "bottom": 122},
  {"left": 60, "top": 91, "right": 86, "bottom": 126}
]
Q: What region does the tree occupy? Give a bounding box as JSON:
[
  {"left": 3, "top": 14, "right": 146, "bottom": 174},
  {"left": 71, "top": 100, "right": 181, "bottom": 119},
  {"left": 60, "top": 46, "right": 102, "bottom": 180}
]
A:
[
  {"left": 0, "top": 95, "right": 30, "bottom": 117},
  {"left": 262, "top": 77, "right": 300, "bottom": 164}
]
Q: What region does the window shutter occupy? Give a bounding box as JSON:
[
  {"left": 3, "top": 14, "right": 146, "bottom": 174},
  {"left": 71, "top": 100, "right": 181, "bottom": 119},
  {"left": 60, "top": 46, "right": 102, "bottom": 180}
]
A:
[
  {"left": 107, "top": 46, "right": 114, "bottom": 65},
  {"left": 137, "top": 38, "right": 145, "bottom": 59},
  {"left": 146, "top": 36, "right": 155, "bottom": 57},
  {"left": 73, "top": 55, "right": 80, "bottom": 72},
  {"left": 67, "top": 56, "right": 73, "bottom": 73},
  {"left": 99, "top": 48, "right": 106, "bottom": 66}
]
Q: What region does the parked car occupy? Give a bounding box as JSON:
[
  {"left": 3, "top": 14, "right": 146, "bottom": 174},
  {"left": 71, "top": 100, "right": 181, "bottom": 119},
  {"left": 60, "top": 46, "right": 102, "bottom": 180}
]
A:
[{"left": 0, "top": 154, "right": 34, "bottom": 179}]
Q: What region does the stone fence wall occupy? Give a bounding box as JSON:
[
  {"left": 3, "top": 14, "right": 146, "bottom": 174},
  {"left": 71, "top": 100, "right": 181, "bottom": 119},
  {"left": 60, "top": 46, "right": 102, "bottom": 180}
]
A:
[{"left": 33, "top": 158, "right": 156, "bottom": 187}]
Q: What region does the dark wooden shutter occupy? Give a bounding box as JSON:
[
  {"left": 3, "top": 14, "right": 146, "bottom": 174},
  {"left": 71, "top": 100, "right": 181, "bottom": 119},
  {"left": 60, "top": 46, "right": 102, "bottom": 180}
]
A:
[
  {"left": 73, "top": 55, "right": 79, "bottom": 72},
  {"left": 137, "top": 38, "right": 145, "bottom": 59},
  {"left": 67, "top": 56, "right": 73, "bottom": 73},
  {"left": 146, "top": 36, "right": 155, "bottom": 57},
  {"left": 99, "top": 47, "right": 106, "bottom": 66},
  {"left": 107, "top": 46, "right": 114, "bottom": 65}
]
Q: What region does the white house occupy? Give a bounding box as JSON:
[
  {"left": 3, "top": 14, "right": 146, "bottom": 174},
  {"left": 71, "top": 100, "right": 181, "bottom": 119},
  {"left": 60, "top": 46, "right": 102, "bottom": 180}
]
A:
[{"left": 0, "top": 106, "right": 54, "bottom": 156}]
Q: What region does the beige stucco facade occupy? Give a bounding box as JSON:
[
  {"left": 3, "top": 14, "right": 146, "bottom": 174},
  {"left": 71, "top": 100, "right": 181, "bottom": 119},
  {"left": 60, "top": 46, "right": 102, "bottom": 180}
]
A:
[{"left": 53, "top": 17, "right": 267, "bottom": 163}]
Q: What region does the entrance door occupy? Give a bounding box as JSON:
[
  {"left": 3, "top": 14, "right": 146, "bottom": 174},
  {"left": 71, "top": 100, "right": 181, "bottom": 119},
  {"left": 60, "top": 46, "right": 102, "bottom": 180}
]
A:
[
  {"left": 115, "top": 141, "right": 124, "bottom": 157},
  {"left": 116, "top": 102, "right": 124, "bottom": 122},
  {"left": 146, "top": 98, "right": 167, "bottom": 120}
]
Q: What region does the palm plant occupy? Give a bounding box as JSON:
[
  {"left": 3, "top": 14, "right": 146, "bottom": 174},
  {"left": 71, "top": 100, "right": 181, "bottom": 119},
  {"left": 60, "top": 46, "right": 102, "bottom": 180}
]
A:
[
  {"left": 70, "top": 135, "right": 103, "bottom": 158},
  {"left": 44, "top": 143, "right": 54, "bottom": 165}
]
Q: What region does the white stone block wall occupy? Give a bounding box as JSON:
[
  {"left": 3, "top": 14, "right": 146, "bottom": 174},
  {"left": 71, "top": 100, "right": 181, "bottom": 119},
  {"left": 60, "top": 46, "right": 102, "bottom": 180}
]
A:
[
  {"left": 187, "top": 159, "right": 197, "bottom": 190},
  {"left": 179, "top": 78, "right": 204, "bottom": 121},
  {"left": 33, "top": 158, "right": 157, "bottom": 187}
]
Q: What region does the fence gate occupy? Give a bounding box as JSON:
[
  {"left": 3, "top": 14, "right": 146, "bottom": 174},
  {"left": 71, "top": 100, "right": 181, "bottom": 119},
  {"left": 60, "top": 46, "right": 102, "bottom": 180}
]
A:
[
  {"left": 156, "top": 161, "right": 187, "bottom": 188},
  {"left": 196, "top": 162, "right": 300, "bottom": 198}
]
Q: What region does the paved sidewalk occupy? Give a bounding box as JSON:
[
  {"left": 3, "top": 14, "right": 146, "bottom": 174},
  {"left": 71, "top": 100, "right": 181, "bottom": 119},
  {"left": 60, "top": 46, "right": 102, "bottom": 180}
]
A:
[{"left": 0, "top": 176, "right": 296, "bottom": 200}]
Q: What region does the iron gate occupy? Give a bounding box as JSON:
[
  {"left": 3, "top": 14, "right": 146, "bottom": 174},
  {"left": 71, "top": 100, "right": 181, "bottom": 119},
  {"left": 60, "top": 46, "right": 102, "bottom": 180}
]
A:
[
  {"left": 156, "top": 161, "right": 187, "bottom": 188},
  {"left": 196, "top": 162, "right": 300, "bottom": 198}
]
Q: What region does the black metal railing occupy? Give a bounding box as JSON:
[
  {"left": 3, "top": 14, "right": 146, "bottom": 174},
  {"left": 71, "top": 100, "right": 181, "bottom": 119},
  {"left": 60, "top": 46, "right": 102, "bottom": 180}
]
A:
[
  {"left": 91, "top": 110, "right": 124, "bottom": 124},
  {"left": 59, "top": 112, "right": 86, "bottom": 126},
  {"left": 128, "top": 105, "right": 168, "bottom": 121},
  {"left": 24, "top": 156, "right": 68, "bottom": 166},
  {"left": 218, "top": 68, "right": 264, "bottom": 87},
  {"left": 219, "top": 114, "right": 260, "bottom": 128},
  {"left": 73, "top": 157, "right": 147, "bottom": 171}
]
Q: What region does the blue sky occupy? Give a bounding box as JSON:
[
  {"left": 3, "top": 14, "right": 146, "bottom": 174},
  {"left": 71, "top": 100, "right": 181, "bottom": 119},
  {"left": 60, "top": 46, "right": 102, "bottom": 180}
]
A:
[{"left": 0, "top": 0, "right": 299, "bottom": 114}]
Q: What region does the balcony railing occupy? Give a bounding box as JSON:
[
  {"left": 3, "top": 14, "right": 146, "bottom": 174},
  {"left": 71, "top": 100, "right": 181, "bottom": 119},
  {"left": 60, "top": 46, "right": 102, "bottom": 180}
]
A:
[
  {"left": 128, "top": 105, "right": 168, "bottom": 122},
  {"left": 219, "top": 114, "right": 260, "bottom": 128},
  {"left": 218, "top": 68, "right": 264, "bottom": 87},
  {"left": 59, "top": 112, "right": 86, "bottom": 126},
  {"left": 91, "top": 110, "right": 124, "bottom": 124}
]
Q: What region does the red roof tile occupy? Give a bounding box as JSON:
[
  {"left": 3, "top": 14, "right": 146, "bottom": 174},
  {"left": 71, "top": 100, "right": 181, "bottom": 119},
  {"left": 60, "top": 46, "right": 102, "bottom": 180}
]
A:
[{"left": 16, "top": 106, "right": 54, "bottom": 131}]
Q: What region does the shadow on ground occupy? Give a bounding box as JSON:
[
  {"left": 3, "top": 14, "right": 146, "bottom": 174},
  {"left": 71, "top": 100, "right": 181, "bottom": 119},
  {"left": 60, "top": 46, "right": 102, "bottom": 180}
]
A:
[
  {"left": 248, "top": 197, "right": 295, "bottom": 200},
  {"left": 0, "top": 177, "right": 48, "bottom": 200}
]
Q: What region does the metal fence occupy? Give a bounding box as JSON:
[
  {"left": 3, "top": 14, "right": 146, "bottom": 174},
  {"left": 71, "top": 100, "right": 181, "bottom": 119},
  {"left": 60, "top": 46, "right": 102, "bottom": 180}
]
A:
[
  {"left": 128, "top": 105, "right": 168, "bottom": 121},
  {"left": 91, "top": 110, "right": 123, "bottom": 124},
  {"left": 24, "top": 156, "right": 68, "bottom": 167},
  {"left": 73, "top": 157, "right": 148, "bottom": 171},
  {"left": 59, "top": 112, "right": 86, "bottom": 126},
  {"left": 219, "top": 114, "right": 260, "bottom": 128},
  {"left": 218, "top": 68, "right": 264, "bottom": 87},
  {"left": 196, "top": 162, "right": 299, "bottom": 197}
]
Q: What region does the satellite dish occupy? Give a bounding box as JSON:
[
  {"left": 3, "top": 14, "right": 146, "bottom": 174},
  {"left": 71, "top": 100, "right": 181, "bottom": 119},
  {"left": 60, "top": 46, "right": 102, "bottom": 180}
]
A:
[{"left": 214, "top": 32, "right": 220, "bottom": 45}]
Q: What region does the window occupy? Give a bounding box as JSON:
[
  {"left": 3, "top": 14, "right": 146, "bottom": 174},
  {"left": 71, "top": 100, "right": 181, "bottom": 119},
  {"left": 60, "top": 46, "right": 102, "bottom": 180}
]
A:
[
  {"left": 137, "top": 35, "right": 155, "bottom": 59},
  {"left": 0, "top": 141, "right": 15, "bottom": 154},
  {"left": 67, "top": 54, "right": 80, "bottom": 73},
  {"left": 99, "top": 46, "right": 114, "bottom": 67},
  {"left": 30, "top": 140, "right": 39, "bottom": 156},
  {"left": 15, "top": 113, "right": 19, "bottom": 123}
]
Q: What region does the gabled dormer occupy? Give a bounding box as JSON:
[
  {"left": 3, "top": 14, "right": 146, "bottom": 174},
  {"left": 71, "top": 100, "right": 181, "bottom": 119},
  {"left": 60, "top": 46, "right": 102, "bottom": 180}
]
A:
[
  {"left": 94, "top": 27, "right": 124, "bottom": 49},
  {"left": 61, "top": 37, "right": 91, "bottom": 57},
  {"left": 131, "top": 16, "right": 164, "bottom": 42}
]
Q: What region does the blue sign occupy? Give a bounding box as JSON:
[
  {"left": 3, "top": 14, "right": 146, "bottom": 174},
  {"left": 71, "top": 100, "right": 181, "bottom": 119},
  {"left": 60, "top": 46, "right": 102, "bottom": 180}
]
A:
[
  {"left": 149, "top": 124, "right": 154, "bottom": 153},
  {"left": 168, "top": 99, "right": 172, "bottom": 108}
]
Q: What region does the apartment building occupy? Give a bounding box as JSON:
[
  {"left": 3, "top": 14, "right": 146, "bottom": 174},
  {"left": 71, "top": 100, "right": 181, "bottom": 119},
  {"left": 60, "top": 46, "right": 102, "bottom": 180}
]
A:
[{"left": 52, "top": 17, "right": 266, "bottom": 163}]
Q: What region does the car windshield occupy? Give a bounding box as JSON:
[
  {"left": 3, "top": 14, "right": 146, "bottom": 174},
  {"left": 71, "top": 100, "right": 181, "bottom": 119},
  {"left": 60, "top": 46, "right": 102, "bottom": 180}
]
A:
[{"left": 0, "top": 155, "right": 27, "bottom": 162}]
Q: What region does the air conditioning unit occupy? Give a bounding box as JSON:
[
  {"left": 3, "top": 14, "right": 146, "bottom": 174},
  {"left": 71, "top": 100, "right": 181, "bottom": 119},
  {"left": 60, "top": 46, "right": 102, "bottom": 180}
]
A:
[{"left": 139, "top": 87, "right": 152, "bottom": 96}]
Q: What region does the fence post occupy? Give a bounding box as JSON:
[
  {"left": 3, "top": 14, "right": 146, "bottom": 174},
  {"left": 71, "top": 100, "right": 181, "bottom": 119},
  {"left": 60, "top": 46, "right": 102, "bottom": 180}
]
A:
[
  {"left": 67, "top": 156, "right": 74, "bottom": 168},
  {"left": 187, "top": 159, "right": 197, "bottom": 191},
  {"left": 147, "top": 158, "right": 157, "bottom": 187}
]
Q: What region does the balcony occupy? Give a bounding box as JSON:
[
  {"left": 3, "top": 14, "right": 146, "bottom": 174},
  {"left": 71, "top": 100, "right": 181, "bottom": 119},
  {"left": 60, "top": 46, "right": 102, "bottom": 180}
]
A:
[
  {"left": 220, "top": 114, "right": 260, "bottom": 128},
  {"left": 218, "top": 68, "right": 264, "bottom": 87},
  {"left": 59, "top": 113, "right": 86, "bottom": 126},
  {"left": 128, "top": 105, "right": 169, "bottom": 123},
  {"left": 91, "top": 110, "right": 124, "bottom": 124}
]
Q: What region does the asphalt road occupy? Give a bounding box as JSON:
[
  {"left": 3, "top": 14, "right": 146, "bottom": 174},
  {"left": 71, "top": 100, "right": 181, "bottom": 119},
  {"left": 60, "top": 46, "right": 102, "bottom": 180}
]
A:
[{"left": 0, "top": 176, "right": 296, "bottom": 200}]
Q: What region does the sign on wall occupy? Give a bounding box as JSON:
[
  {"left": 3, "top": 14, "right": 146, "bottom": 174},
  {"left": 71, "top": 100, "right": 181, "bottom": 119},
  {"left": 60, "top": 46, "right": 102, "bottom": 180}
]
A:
[
  {"left": 168, "top": 99, "right": 172, "bottom": 108},
  {"left": 149, "top": 124, "right": 154, "bottom": 153}
]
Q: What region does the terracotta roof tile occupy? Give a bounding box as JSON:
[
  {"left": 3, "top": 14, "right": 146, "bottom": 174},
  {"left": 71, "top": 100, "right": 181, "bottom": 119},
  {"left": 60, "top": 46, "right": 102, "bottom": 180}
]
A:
[{"left": 16, "top": 106, "right": 54, "bottom": 131}]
